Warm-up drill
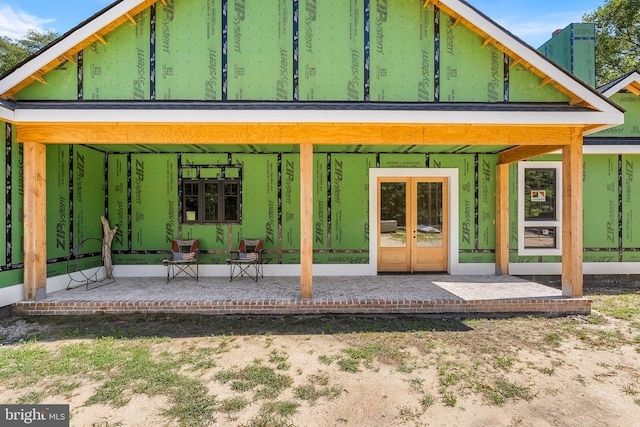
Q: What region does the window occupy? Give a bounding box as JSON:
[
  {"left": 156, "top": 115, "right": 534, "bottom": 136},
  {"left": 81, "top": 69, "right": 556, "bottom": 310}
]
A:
[
  {"left": 518, "top": 162, "right": 562, "bottom": 255},
  {"left": 181, "top": 165, "right": 241, "bottom": 224}
]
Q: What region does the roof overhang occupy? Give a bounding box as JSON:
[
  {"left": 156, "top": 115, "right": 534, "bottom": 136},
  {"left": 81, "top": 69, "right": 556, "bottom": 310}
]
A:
[
  {"left": 600, "top": 71, "right": 640, "bottom": 97},
  {"left": 5, "top": 102, "right": 625, "bottom": 128},
  {"left": 0, "top": 0, "right": 141, "bottom": 96},
  {"left": 0, "top": 0, "right": 626, "bottom": 134}
]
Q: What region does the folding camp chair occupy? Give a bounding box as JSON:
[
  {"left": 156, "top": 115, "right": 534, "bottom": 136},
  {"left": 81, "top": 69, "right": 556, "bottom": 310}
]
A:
[
  {"left": 163, "top": 239, "right": 199, "bottom": 282},
  {"left": 226, "top": 239, "right": 264, "bottom": 282}
]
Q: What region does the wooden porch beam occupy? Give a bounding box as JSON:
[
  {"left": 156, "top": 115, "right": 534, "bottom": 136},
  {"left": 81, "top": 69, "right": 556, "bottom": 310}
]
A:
[
  {"left": 495, "top": 163, "right": 509, "bottom": 275},
  {"left": 498, "top": 145, "right": 563, "bottom": 164},
  {"left": 17, "top": 123, "right": 575, "bottom": 147},
  {"left": 561, "top": 129, "right": 584, "bottom": 297},
  {"left": 300, "top": 143, "right": 313, "bottom": 299},
  {"left": 23, "top": 142, "right": 47, "bottom": 301}
]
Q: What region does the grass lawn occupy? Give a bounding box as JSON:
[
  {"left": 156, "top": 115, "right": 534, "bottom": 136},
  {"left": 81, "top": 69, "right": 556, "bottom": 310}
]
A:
[{"left": 1, "top": 284, "right": 639, "bottom": 426}]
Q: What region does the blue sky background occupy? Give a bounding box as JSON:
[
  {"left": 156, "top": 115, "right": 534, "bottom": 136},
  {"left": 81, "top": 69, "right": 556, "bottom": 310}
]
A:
[{"left": 0, "top": 0, "right": 605, "bottom": 48}]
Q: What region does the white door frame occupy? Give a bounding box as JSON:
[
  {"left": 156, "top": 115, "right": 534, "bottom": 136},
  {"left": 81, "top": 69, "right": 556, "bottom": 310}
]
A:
[{"left": 369, "top": 168, "right": 460, "bottom": 275}]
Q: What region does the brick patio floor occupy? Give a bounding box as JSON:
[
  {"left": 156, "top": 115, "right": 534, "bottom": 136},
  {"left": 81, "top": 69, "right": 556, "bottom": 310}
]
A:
[{"left": 12, "top": 274, "right": 591, "bottom": 316}]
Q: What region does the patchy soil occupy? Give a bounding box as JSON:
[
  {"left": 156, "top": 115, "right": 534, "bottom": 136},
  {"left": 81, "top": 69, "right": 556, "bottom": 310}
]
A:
[{"left": 1, "top": 293, "right": 640, "bottom": 427}]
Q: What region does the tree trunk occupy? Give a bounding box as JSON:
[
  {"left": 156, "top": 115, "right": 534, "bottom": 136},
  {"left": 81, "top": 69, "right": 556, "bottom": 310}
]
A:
[{"left": 101, "top": 216, "right": 118, "bottom": 279}]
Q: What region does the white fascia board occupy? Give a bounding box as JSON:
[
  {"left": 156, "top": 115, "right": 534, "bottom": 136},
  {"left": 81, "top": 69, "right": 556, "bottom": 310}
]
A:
[
  {"left": 529, "top": 146, "right": 640, "bottom": 155},
  {"left": 13, "top": 108, "right": 624, "bottom": 126},
  {"left": 440, "top": 0, "right": 620, "bottom": 115},
  {"left": 0, "top": 104, "right": 15, "bottom": 122},
  {"left": 601, "top": 72, "right": 640, "bottom": 97},
  {"left": 0, "top": 0, "right": 146, "bottom": 95},
  {"left": 583, "top": 145, "right": 640, "bottom": 154}
]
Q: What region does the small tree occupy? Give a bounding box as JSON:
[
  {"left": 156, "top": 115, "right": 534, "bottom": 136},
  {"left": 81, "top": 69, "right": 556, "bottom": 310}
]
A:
[
  {"left": 0, "top": 29, "right": 59, "bottom": 75},
  {"left": 583, "top": 0, "right": 640, "bottom": 86}
]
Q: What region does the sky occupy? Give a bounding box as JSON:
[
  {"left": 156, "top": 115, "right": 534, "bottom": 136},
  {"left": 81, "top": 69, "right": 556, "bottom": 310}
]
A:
[{"left": 0, "top": 0, "right": 606, "bottom": 48}]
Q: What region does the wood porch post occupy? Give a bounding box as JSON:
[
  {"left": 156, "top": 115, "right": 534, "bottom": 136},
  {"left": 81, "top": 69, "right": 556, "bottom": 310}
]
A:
[
  {"left": 300, "top": 143, "right": 313, "bottom": 299},
  {"left": 561, "top": 129, "right": 584, "bottom": 297},
  {"left": 23, "top": 141, "right": 47, "bottom": 300},
  {"left": 495, "top": 163, "right": 510, "bottom": 275}
]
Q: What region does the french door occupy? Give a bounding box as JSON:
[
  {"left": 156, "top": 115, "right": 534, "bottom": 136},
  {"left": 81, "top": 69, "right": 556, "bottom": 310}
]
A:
[{"left": 377, "top": 177, "right": 448, "bottom": 272}]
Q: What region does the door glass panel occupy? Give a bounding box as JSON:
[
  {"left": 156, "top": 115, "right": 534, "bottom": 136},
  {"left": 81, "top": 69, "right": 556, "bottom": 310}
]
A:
[
  {"left": 380, "top": 182, "right": 406, "bottom": 248},
  {"left": 416, "top": 182, "right": 443, "bottom": 248}
]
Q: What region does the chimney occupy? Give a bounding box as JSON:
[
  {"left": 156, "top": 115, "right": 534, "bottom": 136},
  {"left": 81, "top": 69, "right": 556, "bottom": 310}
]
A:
[{"left": 538, "top": 23, "right": 596, "bottom": 87}]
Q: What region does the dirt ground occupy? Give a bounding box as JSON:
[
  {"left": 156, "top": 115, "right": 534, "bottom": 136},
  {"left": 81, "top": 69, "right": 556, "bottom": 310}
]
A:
[{"left": 1, "top": 302, "right": 640, "bottom": 427}]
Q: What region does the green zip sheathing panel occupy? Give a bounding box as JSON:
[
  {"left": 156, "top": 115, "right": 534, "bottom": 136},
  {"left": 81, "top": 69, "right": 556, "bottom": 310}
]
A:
[
  {"left": 623, "top": 155, "right": 640, "bottom": 254},
  {"left": 477, "top": 155, "right": 497, "bottom": 251},
  {"left": 379, "top": 154, "right": 426, "bottom": 168},
  {"left": 439, "top": 12, "right": 503, "bottom": 102},
  {"left": 73, "top": 146, "right": 106, "bottom": 255},
  {"left": 84, "top": 8, "right": 151, "bottom": 100},
  {"left": 509, "top": 63, "right": 569, "bottom": 102},
  {"left": 430, "top": 155, "right": 475, "bottom": 259},
  {"left": 228, "top": 0, "right": 293, "bottom": 100},
  {"left": 1, "top": 123, "right": 23, "bottom": 287},
  {"left": 313, "top": 154, "right": 329, "bottom": 262},
  {"left": 12, "top": 1, "right": 579, "bottom": 104},
  {"left": 232, "top": 154, "right": 279, "bottom": 264},
  {"left": 11, "top": 134, "right": 23, "bottom": 267},
  {"left": 11, "top": 148, "right": 640, "bottom": 278},
  {"left": 591, "top": 93, "right": 640, "bottom": 137},
  {"left": 0, "top": 123, "right": 5, "bottom": 267},
  {"left": 584, "top": 155, "right": 618, "bottom": 250},
  {"left": 46, "top": 145, "right": 71, "bottom": 276},
  {"left": 156, "top": 0, "right": 221, "bottom": 100},
  {"left": 370, "top": 0, "right": 434, "bottom": 101},
  {"left": 0, "top": 123, "right": 9, "bottom": 288},
  {"left": 13, "top": 61, "right": 78, "bottom": 101},
  {"left": 180, "top": 153, "right": 235, "bottom": 264},
  {"left": 130, "top": 154, "right": 177, "bottom": 259},
  {"left": 538, "top": 23, "right": 595, "bottom": 88},
  {"left": 107, "top": 154, "right": 130, "bottom": 252},
  {"left": 327, "top": 154, "right": 374, "bottom": 263},
  {"left": 282, "top": 154, "right": 301, "bottom": 261},
  {"left": 299, "top": 0, "right": 364, "bottom": 100}
]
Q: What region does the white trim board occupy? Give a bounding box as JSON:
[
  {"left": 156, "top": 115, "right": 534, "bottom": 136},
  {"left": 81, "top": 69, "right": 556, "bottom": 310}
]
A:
[
  {"left": 517, "top": 161, "right": 563, "bottom": 257},
  {"left": 600, "top": 71, "right": 640, "bottom": 98},
  {"left": 12, "top": 108, "right": 623, "bottom": 127}
]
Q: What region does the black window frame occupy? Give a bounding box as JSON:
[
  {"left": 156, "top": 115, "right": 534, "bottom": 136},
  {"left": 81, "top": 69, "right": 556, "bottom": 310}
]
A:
[{"left": 182, "top": 178, "right": 241, "bottom": 224}]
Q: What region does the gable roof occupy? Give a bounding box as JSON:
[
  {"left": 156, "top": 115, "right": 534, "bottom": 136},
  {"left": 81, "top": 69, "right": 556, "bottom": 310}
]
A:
[
  {"left": 0, "top": 0, "right": 624, "bottom": 131},
  {"left": 598, "top": 70, "right": 640, "bottom": 97}
]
